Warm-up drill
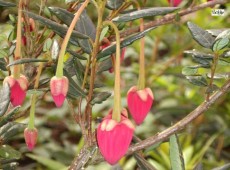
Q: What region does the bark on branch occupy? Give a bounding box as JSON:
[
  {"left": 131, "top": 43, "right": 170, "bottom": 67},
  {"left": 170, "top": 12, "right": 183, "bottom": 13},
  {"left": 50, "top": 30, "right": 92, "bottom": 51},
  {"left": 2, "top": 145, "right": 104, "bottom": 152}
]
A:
[{"left": 111, "top": 0, "right": 228, "bottom": 40}]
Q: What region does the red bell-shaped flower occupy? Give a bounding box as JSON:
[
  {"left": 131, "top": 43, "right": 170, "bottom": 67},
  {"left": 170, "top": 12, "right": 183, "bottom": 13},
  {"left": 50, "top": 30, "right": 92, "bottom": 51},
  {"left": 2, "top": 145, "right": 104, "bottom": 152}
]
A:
[
  {"left": 24, "top": 127, "right": 38, "bottom": 151},
  {"left": 3, "top": 75, "right": 28, "bottom": 107},
  {"left": 167, "top": 0, "right": 182, "bottom": 7},
  {"left": 97, "top": 109, "right": 135, "bottom": 165},
  {"left": 127, "top": 86, "right": 154, "bottom": 125},
  {"left": 50, "top": 76, "right": 69, "bottom": 107}
]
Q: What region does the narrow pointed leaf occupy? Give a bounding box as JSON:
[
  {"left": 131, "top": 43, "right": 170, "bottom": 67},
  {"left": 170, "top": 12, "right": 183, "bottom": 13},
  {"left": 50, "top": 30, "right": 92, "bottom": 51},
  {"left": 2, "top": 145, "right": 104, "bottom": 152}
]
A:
[
  {"left": 0, "top": 1, "right": 15, "bottom": 7},
  {"left": 97, "top": 58, "right": 112, "bottom": 73},
  {"left": 187, "top": 22, "right": 215, "bottom": 49},
  {"left": 0, "top": 145, "right": 21, "bottom": 159},
  {"left": 7, "top": 58, "right": 48, "bottom": 67},
  {"left": 212, "top": 38, "right": 229, "bottom": 52},
  {"left": 106, "top": 0, "right": 124, "bottom": 10},
  {"left": 64, "top": 69, "right": 86, "bottom": 98},
  {"left": 170, "top": 134, "right": 185, "bottom": 170},
  {"left": 113, "top": 7, "right": 179, "bottom": 22},
  {"left": 25, "top": 11, "right": 88, "bottom": 46},
  {"left": 97, "top": 27, "right": 156, "bottom": 60},
  {"left": 0, "top": 83, "right": 10, "bottom": 116},
  {"left": 67, "top": 50, "right": 87, "bottom": 60},
  {"left": 27, "top": 154, "right": 66, "bottom": 170},
  {"left": 0, "top": 122, "right": 25, "bottom": 142},
  {"left": 1, "top": 162, "right": 19, "bottom": 170},
  {"left": 182, "top": 67, "right": 198, "bottom": 76},
  {"left": 211, "top": 163, "right": 230, "bottom": 170},
  {"left": 51, "top": 40, "right": 59, "bottom": 60},
  {"left": 0, "top": 106, "right": 20, "bottom": 127},
  {"left": 0, "top": 58, "right": 7, "bottom": 71},
  {"left": 91, "top": 92, "right": 111, "bottom": 105},
  {"left": 186, "top": 76, "right": 208, "bottom": 87},
  {"left": 49, "top": 7, "right": 95, "bottom": 54},
  {"left": 134, "top": 153, "right": 157, "bottom": 170}
]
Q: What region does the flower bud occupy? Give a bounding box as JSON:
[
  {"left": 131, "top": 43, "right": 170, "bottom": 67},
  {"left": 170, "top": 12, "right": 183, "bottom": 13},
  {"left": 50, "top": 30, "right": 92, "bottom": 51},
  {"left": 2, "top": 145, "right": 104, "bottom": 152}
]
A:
[
  {"left": 167, "top": 0, "right": 182, "bottom": 7},
  {"left": 50, "top": 76, "right": 69, "bottom": 107},
  {"left": 3, "top": 75, "right": 28, "bottom": 107},
  {"left": 24, "top": 127, "right": 38, "bottom": 151},
  {"left": 97, "top": 109, "right": 135, "bottom": 165},
  {"left": 127, "top": 86, "right": 154, "bottom": 125}
]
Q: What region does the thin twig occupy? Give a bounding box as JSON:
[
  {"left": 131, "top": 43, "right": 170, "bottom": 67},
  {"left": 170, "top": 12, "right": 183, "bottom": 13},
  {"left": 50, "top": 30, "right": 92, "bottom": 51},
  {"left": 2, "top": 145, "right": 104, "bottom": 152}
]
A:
[{"left": 110, "top": 0, "right": 228, "bottom": 41}]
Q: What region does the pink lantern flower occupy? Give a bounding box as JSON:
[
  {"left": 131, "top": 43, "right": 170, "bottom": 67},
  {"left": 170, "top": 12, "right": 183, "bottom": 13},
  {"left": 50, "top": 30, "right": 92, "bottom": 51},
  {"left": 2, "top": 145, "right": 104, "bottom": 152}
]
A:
[
  {"left": 167, "top": 0, "right": 182, "bottom": 7},
  {"left": 3, "top": 75, "right": 28, "bottom": 107},
  {"left": 24, "top": 127, "right": 38, "bottom": 151},
  {"left": 127, "top": 86, "right": 154, "bottom": 125},
  {"left": 50, "top": 76, "right": 69, "bottom": 107},
  {"left": 97, "top": 109, "right": 135, "bottom": 165}
]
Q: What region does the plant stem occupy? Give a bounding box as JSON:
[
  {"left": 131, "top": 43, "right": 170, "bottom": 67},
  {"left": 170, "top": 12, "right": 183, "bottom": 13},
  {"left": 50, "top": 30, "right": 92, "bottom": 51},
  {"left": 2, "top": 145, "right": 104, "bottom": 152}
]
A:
[
  {"left": 13, "top": 0, "right": 24, "bottom": 79},
  {"left": 103, "top": 21, "right": 121, "bottom": 122},
  {"left": 136, "top": 3, "right": 145, "bottom": 90},
  {"left": 206, "top": 52, "right": 219, "bottom": 101},
  {"left": 28, "top": 94, "right": 37, "bottom": 129},
  {"left": 56, "top": 0, "right": 90, "bottom": 77}
]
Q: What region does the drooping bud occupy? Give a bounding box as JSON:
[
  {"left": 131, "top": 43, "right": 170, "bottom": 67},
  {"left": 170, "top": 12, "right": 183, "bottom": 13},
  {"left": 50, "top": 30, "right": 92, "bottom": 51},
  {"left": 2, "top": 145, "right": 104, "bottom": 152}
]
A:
[
  {"left": 3, "top": 75, "right": 28, "bottom": 107},
  {"left": 127, "top": 86, "right": 154, "bottom": 125},
  {"left": 167, "top": 0, "right": 182, "bottom": 7},
  {"left": 50, "top": 76, "right": 69, "bottom": 107},
  {"left": 24, "top": 127, "right": 38, "bottom": 151},
  {"left": 97, "top": 109, "right": 135, "bottom": 165}
]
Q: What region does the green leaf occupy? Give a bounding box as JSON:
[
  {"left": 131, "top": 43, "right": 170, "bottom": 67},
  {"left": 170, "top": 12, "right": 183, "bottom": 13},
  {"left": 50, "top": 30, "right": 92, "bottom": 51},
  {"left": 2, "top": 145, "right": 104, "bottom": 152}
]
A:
[
  {"left": 0, "top": 106, "right": 20, "bottom": 127},
  {"left": 0, "top": 162, "right": 19, "bottom": 170},
  {"left": 169, "top": 134, "right": 185, "bottom": 170},
  {"left": 7, "top": 58, "right": 48, "bottom": 67},
  {"left": 51, "top": 40, "right": 59, "bottom": 60},
  {"left": 25, "top": 11, "right": 88, "bottom": 46},
  {"left": 0, "top": 1, "right": 15, "bottom": 7},
  {"left": 184, "top": 50, "right": 213, "bottom": 67},
  {"left": 0, "top": 49, "right": 8, "bottom": 59},
  {"left": 91, "top": 92, "right": 111, "bottom": 105},
  {"left": 100, "top": 26, "right": 109, "bottom": 41},
  {"left": 211, "top": 163, "right": 230, "bottom": 170},
  {"left": 49, "top": 7, "right": 95, "bottom": 54},
  {"left": 134, "top": 153, "right": 157, "bottom": 170},
  {"left": 97, "top": 58, "right": 112, "bottom": 73},
  {"left": 212, "top": 38, "right": 229, "bottom": 52},
  {"left": 26, "top": 154, "right": 66, "bottom": 170},
  {"left": 0, "top": 122, "right": 25, "bottom": 142},
  {"left": 218, "top": 59, "right": 230, "bottom": 66},
  {"left": 205, "top": 84, "right": 219, "bottom": 94},
  {"left": 64, "top": 56, "right": 84, "bottom": 83},
  {"left": 186, "top": 76, "right": 208, "bottom": 87},
  {"left": 182, "top": 67, "right": 198, "bottom": 76},
  {"left": 0, "top": 58, "right": 7, "bottom": 71},
  {"left": 112, "top": 7, "right": 179, "bottom": 22},
  {"left": 97, "top": 27, "right": 156, "bottom": 60},
  {"left": 106, "top": 0, "right": 124, "bottom": 10},
  {"left": 187, "top": 22, "right": 215, "bottom": 49},
  {"left": 67, "top": 50, "right": 87, "bottom": 60},
  {"left": 0, "top": 83, "right": 10, "bottom": 116},
  {"left": 64, "top": 69, "right": 86, "bottom": 98},
  {"left": 206, "top": 29, "right": 227, "bottom": 37},
  {"left": 43, "top": 38, "right": 53, "bottom": 52},
  {"left": 0, "top": 145, "right": 21, "bottom": 159}
]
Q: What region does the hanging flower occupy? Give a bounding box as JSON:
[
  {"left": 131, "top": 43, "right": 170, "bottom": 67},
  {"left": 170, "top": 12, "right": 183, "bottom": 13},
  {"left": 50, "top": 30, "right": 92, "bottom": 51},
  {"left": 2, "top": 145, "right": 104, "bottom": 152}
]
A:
[
  {"left": 97, "top": 109, "right": 135, "bottom": 165},
  {"left": 3, "top": 75, "right": 28, "bottom": 107},
  {"left": 50, "top": 76, "right": 69, "bottom": 107},
  {"left": 127, "top": 86, "right": 154, "bottom": 125},
  {"left": 24, "top": 127, "right": 38, "bottom": 151},
  {"left": 167, "top": 0, "right": 182, "bottom": 7}
]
